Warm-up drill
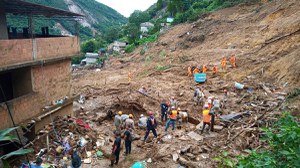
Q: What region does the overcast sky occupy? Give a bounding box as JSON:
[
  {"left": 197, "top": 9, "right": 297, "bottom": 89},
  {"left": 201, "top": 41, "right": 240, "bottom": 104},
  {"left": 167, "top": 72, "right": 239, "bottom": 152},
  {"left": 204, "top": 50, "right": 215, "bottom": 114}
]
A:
[{"left": 96, "top": 0, "right": 157, "bottom": 17}]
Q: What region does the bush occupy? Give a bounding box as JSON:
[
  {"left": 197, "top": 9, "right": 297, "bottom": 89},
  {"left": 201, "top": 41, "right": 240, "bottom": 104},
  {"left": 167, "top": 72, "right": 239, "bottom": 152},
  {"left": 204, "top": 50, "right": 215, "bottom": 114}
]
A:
[
  {"left": 125, "top": 44, "right": 136, "bottom": 53},
  {"left": 237, "top": 112, "right": 300, "bottom": 167},
  {"left": 138, "top": 32, "right": 159, "bottom": 45},
  {"left": 156, "top": 64, "right": 171, "bottom": 71}
]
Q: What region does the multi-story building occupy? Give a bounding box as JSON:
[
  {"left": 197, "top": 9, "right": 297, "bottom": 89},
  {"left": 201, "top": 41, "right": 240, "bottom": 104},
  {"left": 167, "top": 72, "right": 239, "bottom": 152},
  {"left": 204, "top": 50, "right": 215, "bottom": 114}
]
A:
[{"left": 0, "top": 0, "right": 82, "bottom": 135}]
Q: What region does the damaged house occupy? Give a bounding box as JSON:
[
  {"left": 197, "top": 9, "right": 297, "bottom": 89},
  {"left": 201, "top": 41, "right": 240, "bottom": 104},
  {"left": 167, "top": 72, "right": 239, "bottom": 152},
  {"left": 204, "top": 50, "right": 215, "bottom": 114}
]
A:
[{"left": 0, "top": 0, "right": 82, "bottom": 148}]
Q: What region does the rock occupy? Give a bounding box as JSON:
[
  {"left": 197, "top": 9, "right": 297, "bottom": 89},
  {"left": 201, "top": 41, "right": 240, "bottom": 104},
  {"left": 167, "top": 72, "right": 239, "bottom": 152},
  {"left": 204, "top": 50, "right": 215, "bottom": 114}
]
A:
[
  {"left": 147, "top": 158, "right": 152, "bottom": 163},
  {"left": 178, "top": 136, "right": 189, "bottom": 141},
  {"left": 178, "top": 157, "right": 198, "bottom": 168},
  {"left": 201, "top": 153, "right": 209, "bottom": 159},
  {"left": 179, "top": 91, "right": 184, "bottom": 97},
  {"left": 196, "top": 121, "right": 203, "bottom": 130},
  {"left": 173, "top": 153, "right": 179, "bottom": 161},
  {"left": 180, "top": 145, "right": 191, "bottom": 154},
  {"left": 201, "top": 145, "right": 211, "bottom": 153},
  {"left": 214, "top": 125, "right": 223, "bottom": 131},
  {"left": 187, "top": 131, "right": 203, "bottom": 141},
  {"left": 83, "top": 158, "right": 92, "bottom": 164},
  {"left": 186, "top": 153, "right": 195, "bottom": 159}
]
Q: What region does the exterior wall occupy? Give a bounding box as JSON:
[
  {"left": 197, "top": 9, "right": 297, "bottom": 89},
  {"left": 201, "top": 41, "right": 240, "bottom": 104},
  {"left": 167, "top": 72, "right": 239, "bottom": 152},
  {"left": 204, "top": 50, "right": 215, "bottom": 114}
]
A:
[
  {"left": 0, "top": 60, "right": 72, "bottom": 130},
  {"left": 0, "top": 37, "right": 80, "bottom": 67}
]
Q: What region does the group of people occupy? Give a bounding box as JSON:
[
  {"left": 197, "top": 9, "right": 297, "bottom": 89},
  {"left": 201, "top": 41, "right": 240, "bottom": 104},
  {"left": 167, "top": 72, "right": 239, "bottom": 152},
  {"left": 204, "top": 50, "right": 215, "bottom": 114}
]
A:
[{"left": 188, "top": 55, "right": 237, "bottom": 77}]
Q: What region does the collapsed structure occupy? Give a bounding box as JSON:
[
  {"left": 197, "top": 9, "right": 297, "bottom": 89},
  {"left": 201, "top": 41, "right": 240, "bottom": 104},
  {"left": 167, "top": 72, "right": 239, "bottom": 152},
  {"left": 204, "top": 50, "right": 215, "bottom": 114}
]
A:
[{"left": 0, "top": 0, "right": 82, "bottom": 141}]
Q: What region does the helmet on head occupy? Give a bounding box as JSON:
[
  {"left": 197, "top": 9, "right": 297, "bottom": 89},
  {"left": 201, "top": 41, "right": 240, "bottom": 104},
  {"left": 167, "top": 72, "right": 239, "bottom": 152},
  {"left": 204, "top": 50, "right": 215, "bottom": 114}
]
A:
[
  {"left": 148, "top": 111, "right": 153, "bottom": 116},
  {"left": 140, "top": 114, "right": 144, "bottom": 117},
  {"left": 114, "top": 130, "right": 120, "bottom": 136},
  {"left": 129, "top": 114, "right": 133, "bottom": 118},
  {"left": 177, "top": 107, "right": 181, "bottom": 111},
  {"left": 166, "top": 102, "right": 169, "bottom": 106},
  {"left": 171, "top": 106, "right": 175, "bottom": 110},
  {"left": 118, "top": 111, "right": 122, "bottom": 115},
  {"left": 204, "top": 104, "right": 209, "bottom": 109}
]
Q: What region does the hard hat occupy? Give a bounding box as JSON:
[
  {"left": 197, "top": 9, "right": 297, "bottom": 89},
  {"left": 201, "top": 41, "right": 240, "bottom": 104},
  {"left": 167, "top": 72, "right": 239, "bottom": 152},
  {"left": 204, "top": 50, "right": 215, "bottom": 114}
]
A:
[
  {"left": 129, "top": 114, "right": 133, "bottom": 118},
  {"left": 177, "top": 107, "right": 181, "bottom": 111},
  {"left": 140, "top": 114, "right": 144, "bottom": 117},
  {"left": 171, "top": 106, "right": 175, "bottom": 110},
  {"left": 118, "top": 111, "right": 122, "bottom": 115},
  {"left": 204, "top": 104, "right": 209, "bottom": 109},
  {"left": 166, "top": 102, "right": 169, "bottom": 106},
  {"left": 148, "top": 111, "right": 153, "bottom": 116},
  {"left": 114, "top": 130, "right": 120, "bottom": 136}
]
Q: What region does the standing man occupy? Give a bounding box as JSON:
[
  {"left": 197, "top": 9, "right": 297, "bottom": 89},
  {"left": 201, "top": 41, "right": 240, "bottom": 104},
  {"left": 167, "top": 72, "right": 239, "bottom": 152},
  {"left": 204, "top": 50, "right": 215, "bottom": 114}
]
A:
[
  {"left": 230, "top": 55, "right": 236, "bottom": 68},
  {"left": 165, "top": 107, "right": 178, "bottom": 132},
  {"left": 110, "top": 130, "right": 121, "bottom": 167},
  {"left": 143, "top": 111, "right": 158, "bottom": 142},
  {"left": 194, "top": 87, "right": 204, "bottom": 106},
  {"left": 201, "top": 104, "right": 211, "bottom": 134},
  {"left": 114, "top": 111, "right": 122, "bottom": 131},
  {"left": 160, "top": 101, "right": 169, "bottom": 122},
  {"left": 210, "top": 98, "right": 221, "bottom": 132},
  {"left": 170, "top": 96, "right": 178, "bottom": 109},
  {"left": 138, "top": 114, "right": 147, "bottom": 129},
  {"left": 125, "top": 114, "right": 135, "bottom": 130},
  {"left": 123, "top": 126, "right": 132, "bottom": 155},
  {"left": 188, "top": 66, "right": 192, "bottom": 77},
  {"left": 202, "top": 65, "right": 208, "bottom": 74},
  {"left": 221, "top": 57, "right": 227, "bottom": 70},
  {"left": 213, "top": 65, "right": 218, "bottom": 75},
  {"left": 193, "top": 66, "right": 200, "bottom": 74}
]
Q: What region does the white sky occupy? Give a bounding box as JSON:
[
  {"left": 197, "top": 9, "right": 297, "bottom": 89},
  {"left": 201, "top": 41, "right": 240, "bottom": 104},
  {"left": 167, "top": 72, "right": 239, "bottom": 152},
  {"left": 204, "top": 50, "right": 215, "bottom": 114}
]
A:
[{"left": 96, "top": 0, "right": 157, "bottom": 17}]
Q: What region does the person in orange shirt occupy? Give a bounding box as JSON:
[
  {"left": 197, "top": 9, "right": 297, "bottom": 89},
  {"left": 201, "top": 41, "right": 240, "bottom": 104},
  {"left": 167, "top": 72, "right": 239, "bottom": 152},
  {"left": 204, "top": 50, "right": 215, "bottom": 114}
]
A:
[
  {"left": 221, "top": 57, "right": 227, "bottom": 70},
  {"left": 188, "top": 66, "right": 192, "bottom": 77},
  {"left": 213, "top": 65, "right": 217, "bottom": 75},
  {"left": 128, "top": 71, "right": 132, "bottom": 82},
  {"left": 193, "top": 66, "right": 200, "bottom": 74},
  {"left": 230, "top": 55, "right": 236, "bottom": 68},
  {"left": 201, "top": 104, "right": 211, "bottom": 134},
  {"left": 202, "top": 65, "right": 208, "bottom": 74}
]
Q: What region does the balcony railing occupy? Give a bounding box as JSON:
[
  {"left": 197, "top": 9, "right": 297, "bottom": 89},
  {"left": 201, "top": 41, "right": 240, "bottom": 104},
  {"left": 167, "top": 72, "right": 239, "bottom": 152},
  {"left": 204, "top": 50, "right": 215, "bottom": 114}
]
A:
[{"left": 0, "top": 36, "right": 80, "bottom": 67}]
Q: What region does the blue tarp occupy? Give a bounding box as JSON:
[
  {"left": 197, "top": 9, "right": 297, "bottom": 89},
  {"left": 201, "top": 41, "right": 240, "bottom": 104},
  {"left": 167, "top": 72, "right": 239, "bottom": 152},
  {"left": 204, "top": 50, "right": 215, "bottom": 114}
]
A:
[{"left": 194, "top": 73, "right": 207, "bottom": 83}]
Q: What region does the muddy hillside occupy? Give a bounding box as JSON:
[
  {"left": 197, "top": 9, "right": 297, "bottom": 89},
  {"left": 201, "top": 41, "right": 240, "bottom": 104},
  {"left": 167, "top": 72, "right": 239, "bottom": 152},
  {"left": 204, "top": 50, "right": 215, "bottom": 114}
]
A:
[{"left": 28, "top": 0, "right": 299, "bottom": 167}]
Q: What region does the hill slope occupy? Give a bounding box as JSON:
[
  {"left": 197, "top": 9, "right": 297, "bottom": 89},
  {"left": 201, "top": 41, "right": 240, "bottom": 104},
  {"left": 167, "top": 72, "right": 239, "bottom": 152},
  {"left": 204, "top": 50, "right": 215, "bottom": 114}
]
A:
[{"left": 21, "top": 0, "right": 127, "bottom": 40}]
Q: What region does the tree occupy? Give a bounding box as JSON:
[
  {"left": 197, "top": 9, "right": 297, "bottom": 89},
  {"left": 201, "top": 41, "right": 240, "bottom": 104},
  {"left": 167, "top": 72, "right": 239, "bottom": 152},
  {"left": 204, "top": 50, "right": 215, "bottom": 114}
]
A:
[
  {"left": 104, "top": 26, "right": 122, "bottom": 43},
  {"left": 157, "top": 0, "right": 163, "bottom": 10},
  {"left": 128, "top": 10, "right": 151, "bottom": 26},
  {"left": 123, "top": 23, "right": 140, "bottom": 44}
]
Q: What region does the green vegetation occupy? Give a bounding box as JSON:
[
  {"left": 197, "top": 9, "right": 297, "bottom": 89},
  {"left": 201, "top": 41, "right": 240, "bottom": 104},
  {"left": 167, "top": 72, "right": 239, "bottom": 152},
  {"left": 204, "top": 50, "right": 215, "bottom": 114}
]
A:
[
  {"left": 80, "top": 36, "right": 107, "bottom": 53},
  {"left": 0, "top": 127, "right": 34, "bottom": 168},
  {"left": 156, "top": 64, "right": 172, "bottom": 71},
  {"left": 213, "top": 112, "right": 300, "bottom": 168},
  {"left": 125, "top": 44, "right": 136, "bottom": 53},
  {"left": 7, "top": 0, "right": 127, "bottom": 41}
]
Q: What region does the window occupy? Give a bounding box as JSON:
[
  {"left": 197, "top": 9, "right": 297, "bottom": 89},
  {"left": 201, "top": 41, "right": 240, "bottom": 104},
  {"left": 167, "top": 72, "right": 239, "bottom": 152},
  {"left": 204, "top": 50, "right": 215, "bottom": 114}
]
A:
[{"left": 0, "top": 67, "right": 32, "bottom": 103}]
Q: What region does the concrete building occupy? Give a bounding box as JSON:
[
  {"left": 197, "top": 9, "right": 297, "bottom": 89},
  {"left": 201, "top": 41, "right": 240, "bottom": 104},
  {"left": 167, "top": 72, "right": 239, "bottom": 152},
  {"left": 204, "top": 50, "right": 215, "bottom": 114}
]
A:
[
  {"left": 112, "top": 40, "right": 128, "bottom": 52},
  {"left": 0, "top": 0, "right": 82, "bottom": 135},
  {"left": 140, "top": 22, "right": 154, "bottom": 34}
]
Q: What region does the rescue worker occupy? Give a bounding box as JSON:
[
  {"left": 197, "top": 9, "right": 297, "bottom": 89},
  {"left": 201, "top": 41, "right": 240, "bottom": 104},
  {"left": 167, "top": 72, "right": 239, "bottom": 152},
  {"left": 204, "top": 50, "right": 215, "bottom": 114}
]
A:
[
  {"left": 125, "top": 114, "right": 135, "bottom": 130},
  {"left": 170, "top": 96, "right": 178, "bottom": 109},
  {"left": 31, "top": 157, "right": 44, "bottom": 168},
  {"left": 110, "top": 130, "right": 121, "bottom": 167},
  {"left": 221, "top": 57, "right": 227, "bottom": 70},
  {"left": 230, "top": 55, "right": 236, "bottom": 68},
  {"left": 120, "top": 113, "right": 129, "bottom": 130},
  {"left": 210, "top": 98, "right": 221, "bottom": 132},
  {"left": 143, "top": 111, "right": 158, "bottom": 142},
  {"left": 123, "top": 126, "right": 132, "bottom": 155},
  {"left": 128, "top": 71, "right": 132, "bottom": 82},
  {"left": 165, "top": 107, "right": 178, "bottom": 131},
  {"left": 188, "top": 66, "right": 192, "bottom": 77},
  {"left": 138, "top": 114, "right": 147, "bottom": 129},
  {"left": 213, "top": 65, "right": 217, "bottom": 75},
  {"left": 114, "top": 111, "right": 122, "bottom": 131},
  {"left": 202, "top": 65, "right": 208, "bottom": 74},
  {"left": 201, "top": 104, "right": 211, "bottom": 134},
  {"left": 194, "top": 87, "right": 205, "bottom": 106},
  {"left": 160, "top": 101, "right": 169, "bottom": 122},
  {"left": 177, "top": 108, "right": 188, "bottom": 129},
  {"left": 71, "top": 150, "right": 81, "bottom": 168},
  {"left": 193, "top": 66, "right": 200, "bottom": 74}
]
